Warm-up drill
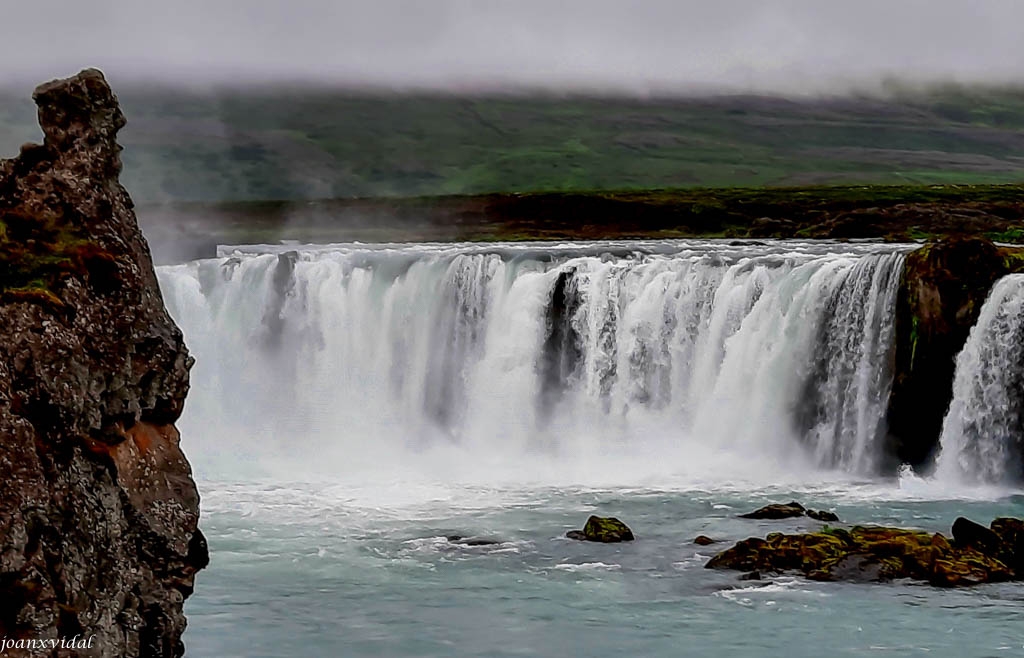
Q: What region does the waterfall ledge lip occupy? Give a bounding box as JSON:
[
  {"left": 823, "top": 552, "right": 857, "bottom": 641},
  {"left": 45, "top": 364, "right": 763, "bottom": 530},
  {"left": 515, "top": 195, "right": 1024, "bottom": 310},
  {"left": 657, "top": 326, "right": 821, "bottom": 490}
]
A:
[{"left": 212, "top": 238, "right": 917, "bottom": 260}]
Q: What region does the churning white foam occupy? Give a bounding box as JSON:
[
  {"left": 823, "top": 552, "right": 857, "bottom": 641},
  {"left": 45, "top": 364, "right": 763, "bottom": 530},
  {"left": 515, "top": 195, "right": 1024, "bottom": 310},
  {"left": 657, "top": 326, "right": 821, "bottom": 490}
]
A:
[
  {"left": 158, "top": 240, "right": 907, "bottom": 487},
  {"left": 936, "top": 274, "right": 1024, "bottom": 485}
]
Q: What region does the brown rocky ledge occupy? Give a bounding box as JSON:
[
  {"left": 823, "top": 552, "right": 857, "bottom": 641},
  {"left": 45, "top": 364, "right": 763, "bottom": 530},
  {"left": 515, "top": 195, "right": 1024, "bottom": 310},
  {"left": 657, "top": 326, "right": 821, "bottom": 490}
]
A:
[
  {"left": 0, "top": 70, "right": 206, "bottom": 656},
  {"left": 706, "top": 516, "right": 1024, "bottom": 587}
]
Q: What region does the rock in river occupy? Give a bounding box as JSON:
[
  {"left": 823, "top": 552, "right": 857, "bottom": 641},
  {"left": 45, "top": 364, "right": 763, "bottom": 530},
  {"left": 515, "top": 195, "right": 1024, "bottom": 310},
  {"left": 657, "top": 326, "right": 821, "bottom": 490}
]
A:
[
  {"left": 566, "top": 516, "right": 635, "bottom": 542},
  {"left": 991, "top": 517, "right": 1024, "bottom": 573},
  {"left": 706, "top": 518, "right": 1024, "bottom": 587},
  {"left": 739, "top": 501, "right": 807, "bottom": 519},
  {"left": 446, "top": 535, "right": 502, "bottom": 547},
  {"left": 738, "top": 502, "right": 839, "bottom": 522},
  {"left": 951, "top": 516, "right": 1001, "bottom": 554}
]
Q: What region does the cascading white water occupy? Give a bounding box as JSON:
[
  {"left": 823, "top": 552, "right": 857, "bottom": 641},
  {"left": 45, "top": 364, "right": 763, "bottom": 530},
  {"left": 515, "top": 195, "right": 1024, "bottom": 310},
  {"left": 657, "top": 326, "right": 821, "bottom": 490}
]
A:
[
  {"left": 935, "top": 274, "right": 1024, "bottom": 485},
  {"left": 157, "top": 240, "right": 905, "bottom": 481}
]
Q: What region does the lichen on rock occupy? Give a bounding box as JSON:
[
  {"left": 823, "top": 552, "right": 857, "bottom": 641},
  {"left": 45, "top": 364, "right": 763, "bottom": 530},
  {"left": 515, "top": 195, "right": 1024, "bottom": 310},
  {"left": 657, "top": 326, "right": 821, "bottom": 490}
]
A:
[
  {"left": 566, "top": 516, "right": 635, "bottom": 542},
  {"left": 706, "top": 516, "right": 1023, "bottom": 587},
  {"left": 0, "top": 69, "right": 206, "bottom": 657}
]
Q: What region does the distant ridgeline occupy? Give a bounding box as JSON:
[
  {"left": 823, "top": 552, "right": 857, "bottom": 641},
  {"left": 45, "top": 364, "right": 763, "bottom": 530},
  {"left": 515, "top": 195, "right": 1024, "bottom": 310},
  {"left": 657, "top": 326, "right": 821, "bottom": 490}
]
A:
[{"left": 4, "top": 84, "right": 1024, "bottom": 202}]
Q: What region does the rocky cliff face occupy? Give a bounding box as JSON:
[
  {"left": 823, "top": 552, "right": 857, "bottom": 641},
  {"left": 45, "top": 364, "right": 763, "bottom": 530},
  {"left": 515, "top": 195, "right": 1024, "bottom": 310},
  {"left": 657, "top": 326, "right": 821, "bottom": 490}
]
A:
[
  {"left": 886, "top": 237, "right": 1024, "bottom": 468},
  {"left": 0, "top": 70, "right": 207, "bottom": 657}
]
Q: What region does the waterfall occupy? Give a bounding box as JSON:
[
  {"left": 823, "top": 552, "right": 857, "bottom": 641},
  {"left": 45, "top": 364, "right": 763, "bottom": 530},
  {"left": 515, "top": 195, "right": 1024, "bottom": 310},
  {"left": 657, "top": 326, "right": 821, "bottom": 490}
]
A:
[
  {"left": 157, "top": 241, "right": 905, "bottom": 479},
  {"left": 935, "top": 274, "right": 1024, "bottom": 484}
]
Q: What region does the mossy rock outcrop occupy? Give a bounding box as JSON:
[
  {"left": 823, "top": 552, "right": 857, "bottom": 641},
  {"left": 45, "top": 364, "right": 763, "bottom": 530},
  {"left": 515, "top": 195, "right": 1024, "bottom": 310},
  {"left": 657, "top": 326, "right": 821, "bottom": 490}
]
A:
[
  {"left": 566, "top": 515, "right": 635, "bottom": 542},
  {"left": 990, "top": 517, "right": 1024, "bottom": 574},
  {"left": 706, "top": 516, "right": 1024, "bottom": 587},
  {"left": 886, "top": 237, "right": 1024, "bottom": 468}
]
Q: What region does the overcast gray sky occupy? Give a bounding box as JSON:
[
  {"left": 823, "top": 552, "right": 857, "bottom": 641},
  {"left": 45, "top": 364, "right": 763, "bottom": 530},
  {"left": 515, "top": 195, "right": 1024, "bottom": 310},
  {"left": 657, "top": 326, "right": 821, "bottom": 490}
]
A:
[{"left": 3, "top": 0, "right": 1024, "bottom": 92}]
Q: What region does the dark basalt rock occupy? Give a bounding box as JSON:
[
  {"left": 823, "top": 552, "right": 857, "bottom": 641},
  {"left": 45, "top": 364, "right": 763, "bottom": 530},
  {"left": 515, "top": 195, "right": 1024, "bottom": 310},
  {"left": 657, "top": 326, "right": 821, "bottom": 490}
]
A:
[
  {"left": 739, "top": 502, "right": 839, "bottom": 522},
  {"left": 539, "top": 268, "right": 582, "bottom": 420},
  {"left": 694, "top": 535, "right": 717, "bottom": 546},
  {"left": 566, "top": 516, "right": 635, "bottom": 543},
  {"left": 739, "top": 501, "right": 806, "bottom": 519},
  {"left": 739, "top": 571, "right": 762, "bottom": 581},
  {"left": 446, "top": 535, "right": 502, "bottom": 547},
  {"left": 886, "top": 237, "right": 1024, "bottom": 470},
  {"left": 0, "top": 70, "right": 205, "bottom": 656},
  {"left": 707, "top": 518, "right": 1023, "bottom": 587},
  {"left": 952, "top": 517, "right": 1001, "bottom": 554}
]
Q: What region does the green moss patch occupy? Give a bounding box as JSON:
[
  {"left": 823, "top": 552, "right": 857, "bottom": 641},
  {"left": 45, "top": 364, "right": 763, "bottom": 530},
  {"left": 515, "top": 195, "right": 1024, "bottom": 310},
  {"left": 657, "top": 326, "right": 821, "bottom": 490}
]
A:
[
  {"left": 0, "top": 208, "right": 117, "bottom": 308},
  {"left": 707, "top": 521, "right": 1019, "bottom": 587}
]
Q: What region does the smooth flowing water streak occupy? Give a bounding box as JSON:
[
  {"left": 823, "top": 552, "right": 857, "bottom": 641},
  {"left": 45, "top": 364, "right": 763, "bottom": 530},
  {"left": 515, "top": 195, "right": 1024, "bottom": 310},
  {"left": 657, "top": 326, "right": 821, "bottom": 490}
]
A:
[
  {"left": 936, "top": 274, "right": 1024, "bottom": 484},
  {"left": 157, "top": 240, "right": 907, "bottom": 484}
]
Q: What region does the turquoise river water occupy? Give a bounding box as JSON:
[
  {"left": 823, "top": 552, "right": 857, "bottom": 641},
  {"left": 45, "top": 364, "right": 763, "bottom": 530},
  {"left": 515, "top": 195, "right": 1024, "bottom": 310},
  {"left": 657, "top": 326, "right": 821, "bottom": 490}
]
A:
[{"left": 157, "top": 241, "right": 1024, "bottom": 657}]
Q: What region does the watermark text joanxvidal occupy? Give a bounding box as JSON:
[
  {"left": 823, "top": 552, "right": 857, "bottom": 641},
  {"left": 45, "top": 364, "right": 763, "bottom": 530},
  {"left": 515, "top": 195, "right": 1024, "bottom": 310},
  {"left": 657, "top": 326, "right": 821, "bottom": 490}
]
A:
[{"left": 0, "top": 635, "right": 95, "bottom": 653}]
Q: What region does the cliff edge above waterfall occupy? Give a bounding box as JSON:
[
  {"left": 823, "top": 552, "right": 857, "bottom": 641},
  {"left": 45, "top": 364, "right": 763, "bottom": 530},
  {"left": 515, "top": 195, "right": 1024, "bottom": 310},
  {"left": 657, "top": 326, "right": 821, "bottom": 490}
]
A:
[
  {"left": 0, "top": 69, "right": 206, "bottom": 657},
  {"left": 887, "top": 236, "right": 1024, "bottom": 469}
]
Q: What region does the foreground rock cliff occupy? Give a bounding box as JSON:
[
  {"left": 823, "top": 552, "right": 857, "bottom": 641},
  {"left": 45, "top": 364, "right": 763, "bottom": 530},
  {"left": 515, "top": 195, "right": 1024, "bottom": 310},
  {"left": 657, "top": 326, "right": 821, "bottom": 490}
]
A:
[{"left": 0, "top": 70, "right": 207, "bottom": 656}]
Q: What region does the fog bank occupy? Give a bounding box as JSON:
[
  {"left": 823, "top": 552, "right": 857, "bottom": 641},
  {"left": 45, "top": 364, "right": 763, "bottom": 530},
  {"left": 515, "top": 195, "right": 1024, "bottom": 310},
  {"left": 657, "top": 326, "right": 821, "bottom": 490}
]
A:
[{"left": 4, "top": 1, "right": 1024, "bottom": 93}]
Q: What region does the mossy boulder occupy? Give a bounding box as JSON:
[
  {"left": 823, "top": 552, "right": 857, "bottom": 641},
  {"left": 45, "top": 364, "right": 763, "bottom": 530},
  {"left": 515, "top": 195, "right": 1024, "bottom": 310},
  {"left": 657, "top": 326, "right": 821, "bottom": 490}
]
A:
[
  {"left": 886, "top": 237, "right": 1024, "bottom": 468},
  {"left": 566, "top": 516, "right": 635, "bottom": 543},
  {"left": 706, "top": 518, "right": 1023, "bottom": 587}
]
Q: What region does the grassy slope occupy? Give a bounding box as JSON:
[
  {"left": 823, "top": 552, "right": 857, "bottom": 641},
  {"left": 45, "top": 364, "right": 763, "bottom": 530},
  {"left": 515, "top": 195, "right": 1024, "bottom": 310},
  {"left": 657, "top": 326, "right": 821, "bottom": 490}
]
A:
[{"left": 3, "top": 84, "right": 1024, "bottom": 203}]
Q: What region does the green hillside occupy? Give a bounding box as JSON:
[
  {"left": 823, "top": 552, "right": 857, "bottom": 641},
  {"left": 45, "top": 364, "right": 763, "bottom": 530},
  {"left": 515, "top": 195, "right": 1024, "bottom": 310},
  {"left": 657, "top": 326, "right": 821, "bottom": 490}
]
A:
[{"left": 2, "top": 83, "right": 1024, "bottom": 202}]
